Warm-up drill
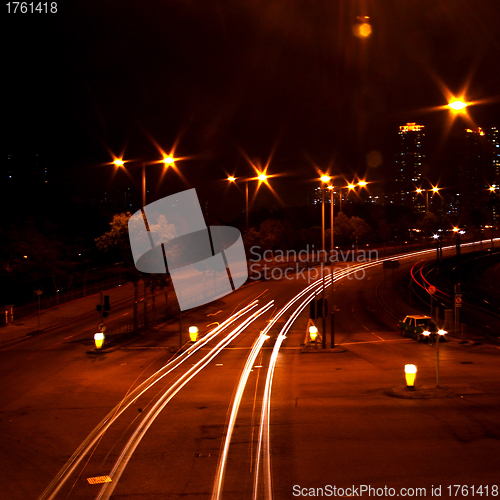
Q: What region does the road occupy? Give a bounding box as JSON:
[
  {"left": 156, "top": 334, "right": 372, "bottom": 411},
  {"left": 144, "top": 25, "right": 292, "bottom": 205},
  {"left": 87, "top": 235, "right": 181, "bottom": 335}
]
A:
[{"left": 0, "top": 242, "right": 499, "bottom": 499}]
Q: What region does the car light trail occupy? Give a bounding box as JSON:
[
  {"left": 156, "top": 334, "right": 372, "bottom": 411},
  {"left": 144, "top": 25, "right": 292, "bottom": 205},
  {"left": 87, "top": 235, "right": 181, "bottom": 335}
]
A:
[
  {"left": 96, "top": 301, "right": 275, "bottom": 500},
  {"left": 38, "top": 300, "right": 261, "bottom": 500},
  {"left": 40, "top": 237, "right": 500, "bottom": 500},
  {"left": 211, "top": 330, "right": 271, "bottom": 500},
  {"left": 212, "top": 277, "right": 329, "bottom": 500}
]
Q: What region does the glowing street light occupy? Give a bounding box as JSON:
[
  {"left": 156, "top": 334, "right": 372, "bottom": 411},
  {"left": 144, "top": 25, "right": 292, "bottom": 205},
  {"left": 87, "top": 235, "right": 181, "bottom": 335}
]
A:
[
  {"left": 227, "top": 172, "right": 271, "bottom": 230},
  {"left": 416, "top": 185, "right": 440, "bottom": 212},
  {"left": 448, "top": 99, "right": 468, "bottom": 112},
  {"left": 353, "top": 16, "right": 372, "bottom": 38},
  {"left": 320, "top": 174, "right": 332, "bottom": 255}
]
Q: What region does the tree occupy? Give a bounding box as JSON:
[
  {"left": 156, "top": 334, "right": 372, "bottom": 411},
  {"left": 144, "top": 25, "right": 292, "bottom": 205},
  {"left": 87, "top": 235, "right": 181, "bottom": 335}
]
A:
[
  {"left": 0, "top": 218, "right": 80, "bottom": 303},
  {"left": 95, "top": 212, "right": 172, "bottom": 329},
  {"left": 349, "top": 216, "right": 372, "bottom": 250},
  {"left": 378, "top": 219, "right": 392, "bottom": 251},
  {"left": 259, "top": 219, "right": 286, "bottom": 250},
  {"left": 333, "top": 212, "right": 353, "bottom": 246}
]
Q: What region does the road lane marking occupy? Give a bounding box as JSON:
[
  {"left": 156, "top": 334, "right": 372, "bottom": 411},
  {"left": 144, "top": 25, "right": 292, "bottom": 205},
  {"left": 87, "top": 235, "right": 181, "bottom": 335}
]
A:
[
  {"left": 370, "top": 332, "right": 385, "bottom": 341},
  {"left": 339, "top": 339, "right": 412, "bottom": 345}
]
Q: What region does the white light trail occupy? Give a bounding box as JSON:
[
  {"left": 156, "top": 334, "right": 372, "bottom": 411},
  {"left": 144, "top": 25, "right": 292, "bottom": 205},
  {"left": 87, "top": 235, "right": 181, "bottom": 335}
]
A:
[
  {"left": 96, "top": 301, "right": 275, "bottom": 500},
  {"left": 38, "top": 301, "right": 260, "bottom": 500}
]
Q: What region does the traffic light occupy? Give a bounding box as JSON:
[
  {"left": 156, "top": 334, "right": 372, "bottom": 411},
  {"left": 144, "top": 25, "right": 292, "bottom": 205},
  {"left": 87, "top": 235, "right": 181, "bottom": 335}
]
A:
[
  {"left": 97, "top": 295, "right": 110, "bottom": 317},
  {"left": 310, "top": 298, "right": 328, "bottom": 319},
  {"left": 310, "top": 300, "right": 317, "bottom": 319}
]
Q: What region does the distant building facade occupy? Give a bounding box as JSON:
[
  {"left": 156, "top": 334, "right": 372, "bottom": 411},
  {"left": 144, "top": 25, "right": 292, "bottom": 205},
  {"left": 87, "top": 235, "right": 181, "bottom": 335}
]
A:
[
  {"left": 459, "top": 126, "right": 500, "bottom": 225},
  {"left": 394, "top": 123, "right": 426, "bottom": 211}
]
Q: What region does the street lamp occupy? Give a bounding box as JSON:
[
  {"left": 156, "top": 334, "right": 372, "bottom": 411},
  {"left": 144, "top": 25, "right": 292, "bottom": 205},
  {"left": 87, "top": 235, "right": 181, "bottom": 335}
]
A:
[
  {"left": 327, "top": 185, "right": 334, "bottom": 251},
  {"left": 113, "top": 154, "right": 178, "bottom": 208},
  {"left": 227, "top": 173, "right": 269, "bottom": 231},
  {"left": 416, "top": 185, "right": 440, "bottom": 212},
  {"left": 435, "top": 329, "right": 447, "bottom": 387},
  {"left": 339, "top": 182, "right": 358, "bottom": 213},
  {"left": 448, "top": 99, "right": 468, "bottom": 112},
  {"left": 320, "top": 175, "right": 331, "bottom": 254},
  {"left": 453, "top": 226, "right": 462, "bottom": 256},
  {"left": 488, "top": 185, "right": 498, "bottom": 248}
]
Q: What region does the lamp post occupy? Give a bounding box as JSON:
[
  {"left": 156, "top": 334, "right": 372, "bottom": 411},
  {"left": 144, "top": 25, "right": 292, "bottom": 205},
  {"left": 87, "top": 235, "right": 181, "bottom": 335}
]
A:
[
  {"left": 320, "top": 175, "right": 331, "bottom": 255},
  {"left": 453, "top": 226, "right": 461, "bottom": 255},
  {"left": 433, "top": 234, "right": 442, "bottom": 265},
  {"left": 338, "top": 183, "right": 356, "bottom": 213},
  {"left": 113, "top": 154, "right": 176, "bottom": 332},
  {"left": 416, "top": 185, "right": 440, "bottom": 213},
  {"left": 435, "top": 329, "right": 447, "bottom": 387},
  {"left": 489, "top": 185, "right": 498, "bottom": 249},
  {"left": 227, "top": 173, "right": 269, "bottom": 231},
  {"left": 327, "top": 185, "right": 334, "bottom": 251},
  {"left": 113, "top": 154, "right": 174, "bottom": 208}
]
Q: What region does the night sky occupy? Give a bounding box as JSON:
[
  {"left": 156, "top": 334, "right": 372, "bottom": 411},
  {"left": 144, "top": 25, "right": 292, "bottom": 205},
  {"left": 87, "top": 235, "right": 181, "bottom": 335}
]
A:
[{"left": 4, "top": 0, "right": 500, "bottom": 220}]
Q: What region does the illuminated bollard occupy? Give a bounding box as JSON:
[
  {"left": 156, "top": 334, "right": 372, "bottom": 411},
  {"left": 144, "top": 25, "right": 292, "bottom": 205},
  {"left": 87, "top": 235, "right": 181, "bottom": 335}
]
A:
[
  {"left": 309, "top": 325, "right": 318, "bottom": 349},
  {"left": 309, "top": 326, "right": 318, "bottom": 341},
  {"left": 405, "top": 364, "right": 417, "bottom": 390},
  {"left": 189, "top": 326, "right": 199, "bottom": 342},
  {"left": 94, "top": 332, "right": 105, "bottom": 350}
]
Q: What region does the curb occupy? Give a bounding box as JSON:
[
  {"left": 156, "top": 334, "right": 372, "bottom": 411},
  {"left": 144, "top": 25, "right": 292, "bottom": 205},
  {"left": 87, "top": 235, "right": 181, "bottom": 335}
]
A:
[{"left": 385, "top": 385, "right": 456, "bottom": 399}]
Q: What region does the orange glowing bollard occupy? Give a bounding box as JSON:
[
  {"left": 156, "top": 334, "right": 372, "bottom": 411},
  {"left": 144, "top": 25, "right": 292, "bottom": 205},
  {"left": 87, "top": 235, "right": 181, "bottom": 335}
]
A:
[
  {"left": 94, "top": 332, "right": 105, "bottom": 350},
  {"left": 405, "top": 364, "right": 417, "bottom": 389}
]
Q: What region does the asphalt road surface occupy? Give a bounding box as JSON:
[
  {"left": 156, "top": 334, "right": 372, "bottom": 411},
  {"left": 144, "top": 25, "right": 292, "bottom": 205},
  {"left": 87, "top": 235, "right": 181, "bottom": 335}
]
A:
[{"left": 1, "top": 243, "right": 499, "bottom": 499}]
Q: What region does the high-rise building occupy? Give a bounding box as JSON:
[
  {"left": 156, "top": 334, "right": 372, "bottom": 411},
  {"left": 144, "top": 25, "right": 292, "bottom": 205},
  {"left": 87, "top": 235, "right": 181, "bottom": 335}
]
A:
[
  {"left": 487, "top": 126, "right": 500, "bottom": 183},
  {"left": 459, "top": 126, "right": 499, "bottom": 225},
  {"left": 394, "top": 123, "right": 426, "bottom": 210}
]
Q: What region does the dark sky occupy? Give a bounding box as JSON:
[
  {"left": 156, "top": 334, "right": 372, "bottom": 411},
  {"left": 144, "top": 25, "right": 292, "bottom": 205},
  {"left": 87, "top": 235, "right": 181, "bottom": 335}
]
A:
[{"left": 4, "top": 0, "right": 500, "bottom": 219}]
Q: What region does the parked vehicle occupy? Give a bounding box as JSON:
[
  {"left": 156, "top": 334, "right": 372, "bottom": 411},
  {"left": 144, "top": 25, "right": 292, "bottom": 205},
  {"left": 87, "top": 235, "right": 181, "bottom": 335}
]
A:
[{"left": 398, "top": 315, "right": 447, "bottom": 343}]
